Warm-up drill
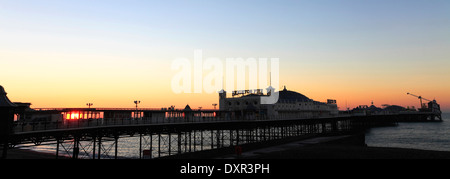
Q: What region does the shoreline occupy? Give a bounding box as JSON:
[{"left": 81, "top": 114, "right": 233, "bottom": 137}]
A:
[
  {"left": 219, "top": 134, "right": 450, "bottom": 159},
  {"left": 4, "top": 148, "right": 70, "bottom": 159},
  {"left": 5, "top": 134, "right": 450, "bottom": 159},
  {"left": 244, "top": 143, "right": 450, "bottom": 159}
]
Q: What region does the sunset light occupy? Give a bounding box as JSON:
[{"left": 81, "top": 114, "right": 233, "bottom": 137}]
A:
[
  {"left": 2, "top": 0, "right": 450, "bottom": 163},
  {"left": 70, "top": 112, "right": 79, "bottom": 120},
  {"left": 65, "top": 112, "right": 80, "bottom": 120},
  {"left": 0, "top": 1, "right": 448, "bottom": 112}
]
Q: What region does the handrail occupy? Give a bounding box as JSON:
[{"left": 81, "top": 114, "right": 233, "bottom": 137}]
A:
[
  {"left": 12, "top": 114, "right": 335, "bottom": 133},
  {"left": 13, "top": 112, "right": 430, "bottom": 134},
  {"left": 31, "top": 108, "right": 219, "bottom": 112}
]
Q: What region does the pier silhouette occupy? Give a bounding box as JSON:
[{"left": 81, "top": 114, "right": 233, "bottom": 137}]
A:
[{"left": 0, "top": 85, "right": 442, "bottom": 159}]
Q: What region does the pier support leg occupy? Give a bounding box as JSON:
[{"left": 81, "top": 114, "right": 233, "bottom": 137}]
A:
[
  {"left": 193, "top": 130, "right": 196, "bottom": 152},
  {"left": 189, "top": 131, "right": 192, "bottom": 153},
  {"left": 114, "top": 136, "right": 118, "bottom": 159},
  {"left": 168, "top": 133, "right": 171, "bottom": 156},
  {"left": 98, "top": 137, "right": 102, "bottom": 160},
  {"left": 332, "top": 121, "right": 338, "bottom": 132},
  {"left": 150, "top": 134, "right": 153, "bottom": 158},
  {"left": 236, "top": 129, "right": 240, "bottom": 146},
  {"left": 230, "top": 130, "right": 233, "bottom": 146},
  {"left": 92, "top": 137, "right": 96, "bottom": 159},
  {"left": 158, "top": 133, "right": 161, "bottom": 158},
  {"left": 322, "top": 123, "right": 326, "bottom": 133},
  {"left": 216, "top": 130, "right": 220, "bottom": 149},
  {"left": 210, "top": 130, "right": 214, "bottom": 149},
  {"left": 178, "top": 132, "right": 181, "bottom": 154},
  {"left": 200, "top": 130, "right": 203, "bottom": 151},
  {"left": 56, "top": 139, "right": 60, "bottom": 159},
  {"left": 73, "top": 137, "right": 79, "bottom": 159},
  {"left": 184, "top": 132, "right": 187, "bottom": 152},
  {"left": 139, "top": 133, "right": 142, "bottom": 159},
  {"left": 262, "top": 127, "right": 266, "bottom": 141}
]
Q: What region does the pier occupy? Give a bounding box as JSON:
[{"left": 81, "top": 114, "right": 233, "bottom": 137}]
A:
[
  {"left": 0, "top": 85, "right": 443, "bottom": 159},
  {"left": 1, "top": 108, "right": 442, "bottom": 159}
]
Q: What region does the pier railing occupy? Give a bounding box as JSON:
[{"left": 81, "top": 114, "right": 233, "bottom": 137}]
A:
[
  {"left": 12, "top": 111, "right": 440, "bottom": 134},
  {"left": 12, "top": 114, "right": 343, "bottom": 133},
  {"left": 13, "top": 116, "right": 220, "bottom": 133}
]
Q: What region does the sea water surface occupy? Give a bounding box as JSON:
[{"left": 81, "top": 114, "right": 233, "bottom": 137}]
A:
[{"left": 365, "top": 113, "right": 450, "bottom": 151}]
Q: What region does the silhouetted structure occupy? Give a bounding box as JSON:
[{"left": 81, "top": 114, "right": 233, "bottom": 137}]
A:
[
  {"left": 219, "top": 86, "right": 338, "bottom": 120},
  {"left": 1, "top": 84, "right": 443, "bottom": 159},
  {"left": 0, "top": 85, "right": 17, "bottom": 159}
]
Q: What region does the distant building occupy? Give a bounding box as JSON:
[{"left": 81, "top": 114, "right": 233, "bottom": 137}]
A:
[
  {"left": 351, "top": 104, "right": 410, "bottom": 115},
  {"left": 219, "top": 86, "right": 338, "bottom": 120}
]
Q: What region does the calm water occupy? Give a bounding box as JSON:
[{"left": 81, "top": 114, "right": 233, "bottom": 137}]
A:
[
  {"left": 21, "top": 131, "right": 221, "bottom": 159},
  {"left": 365, "top": 113, "right": 450, "bottom": 151}
]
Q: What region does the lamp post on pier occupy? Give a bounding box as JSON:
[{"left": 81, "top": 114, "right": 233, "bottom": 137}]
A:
[
  {"left": 134, "top": 100, "right": 141, "bottom": 119},
  {"left": 86, "top": 103, "right": 93, "bottom": 109}
]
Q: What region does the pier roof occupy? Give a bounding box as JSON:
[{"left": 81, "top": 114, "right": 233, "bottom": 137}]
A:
[
  {"left": 0, "top": 85, "right": 17, "bottom": 107},
  {"left": 278, "top": 87, "right": 312, "bottom": 102},
  {"left": 235, "top": 86, "right": 313, "bottom": 102}
]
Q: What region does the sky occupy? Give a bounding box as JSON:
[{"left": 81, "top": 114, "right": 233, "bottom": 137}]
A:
[{"left": 1, "top": 0, "right": 449, "bottom": 111}]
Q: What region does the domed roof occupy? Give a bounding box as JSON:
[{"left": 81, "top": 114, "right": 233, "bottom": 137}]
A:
[
  {"left": 236, "top": 86, "right": 313, "bottom": 103},
  {"left": 0, "top": 85, "right": 6, "bottom": 95},
  {"left": 277, "top": 86, "right": 312, "bottom": 102},
  {"left": 0, "top": 85, "right": 17, "bottom": 107},
  {"left": 183, "top": 104, "right": 192, "bottom": 111},
  {"left": 383, "top": 105, "right": 406, "bottom": 112}
]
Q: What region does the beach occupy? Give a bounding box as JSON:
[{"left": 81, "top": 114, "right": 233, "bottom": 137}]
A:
[
  {"left": 6, "top": 137, "right": 450, "bottom": 159},
  {"left": 4, "top": 148, "right": 69, "bottom": 159},
  {"left": 244, "top": 142, "right": 450, "bottom": 159}
]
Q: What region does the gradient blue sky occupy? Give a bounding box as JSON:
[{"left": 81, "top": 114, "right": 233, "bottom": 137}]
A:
[{"left": 1, "top": 0, "right": 449, "bottom": 110}]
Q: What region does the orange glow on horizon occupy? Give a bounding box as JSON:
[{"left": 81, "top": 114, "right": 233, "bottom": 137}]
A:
[
  {"left": 1, "top": 1, "right": 450, "bottom": 114},
  {"left": 3, "top": 61, "right": 450, "bottom": 112},
  {"left": 11, "top": 87, "right": 449, "bottom": 113}
]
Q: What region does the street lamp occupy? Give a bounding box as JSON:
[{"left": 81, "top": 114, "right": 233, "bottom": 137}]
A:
[
  {"left": 212, "top": 103, "right": 217, "bottom": 110},
  {"left": 86, "top": 103, "right": 93, "bottom": 109},
  {"left": 134, "top": 100, "right": 141, "bottom": 119},
  {"left": 134, "top": 100, "right": 141, "bottom": 107}
]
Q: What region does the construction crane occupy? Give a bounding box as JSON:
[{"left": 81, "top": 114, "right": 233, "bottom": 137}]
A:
[{"left": 407, "top": 92, "right": 432, "bottom": 109}]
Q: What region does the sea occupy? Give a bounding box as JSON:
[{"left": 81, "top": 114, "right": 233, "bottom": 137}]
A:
[
  {"left": 365, "top": 113, "right": 450, "bottom": 152},
  {"left": 19, "top": 113, "right": 450, "bottom": 158}
]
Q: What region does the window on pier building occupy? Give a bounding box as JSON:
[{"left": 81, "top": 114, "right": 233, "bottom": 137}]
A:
[{"left": 62, "top": 111, "right": 103, "bottom": 120}]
